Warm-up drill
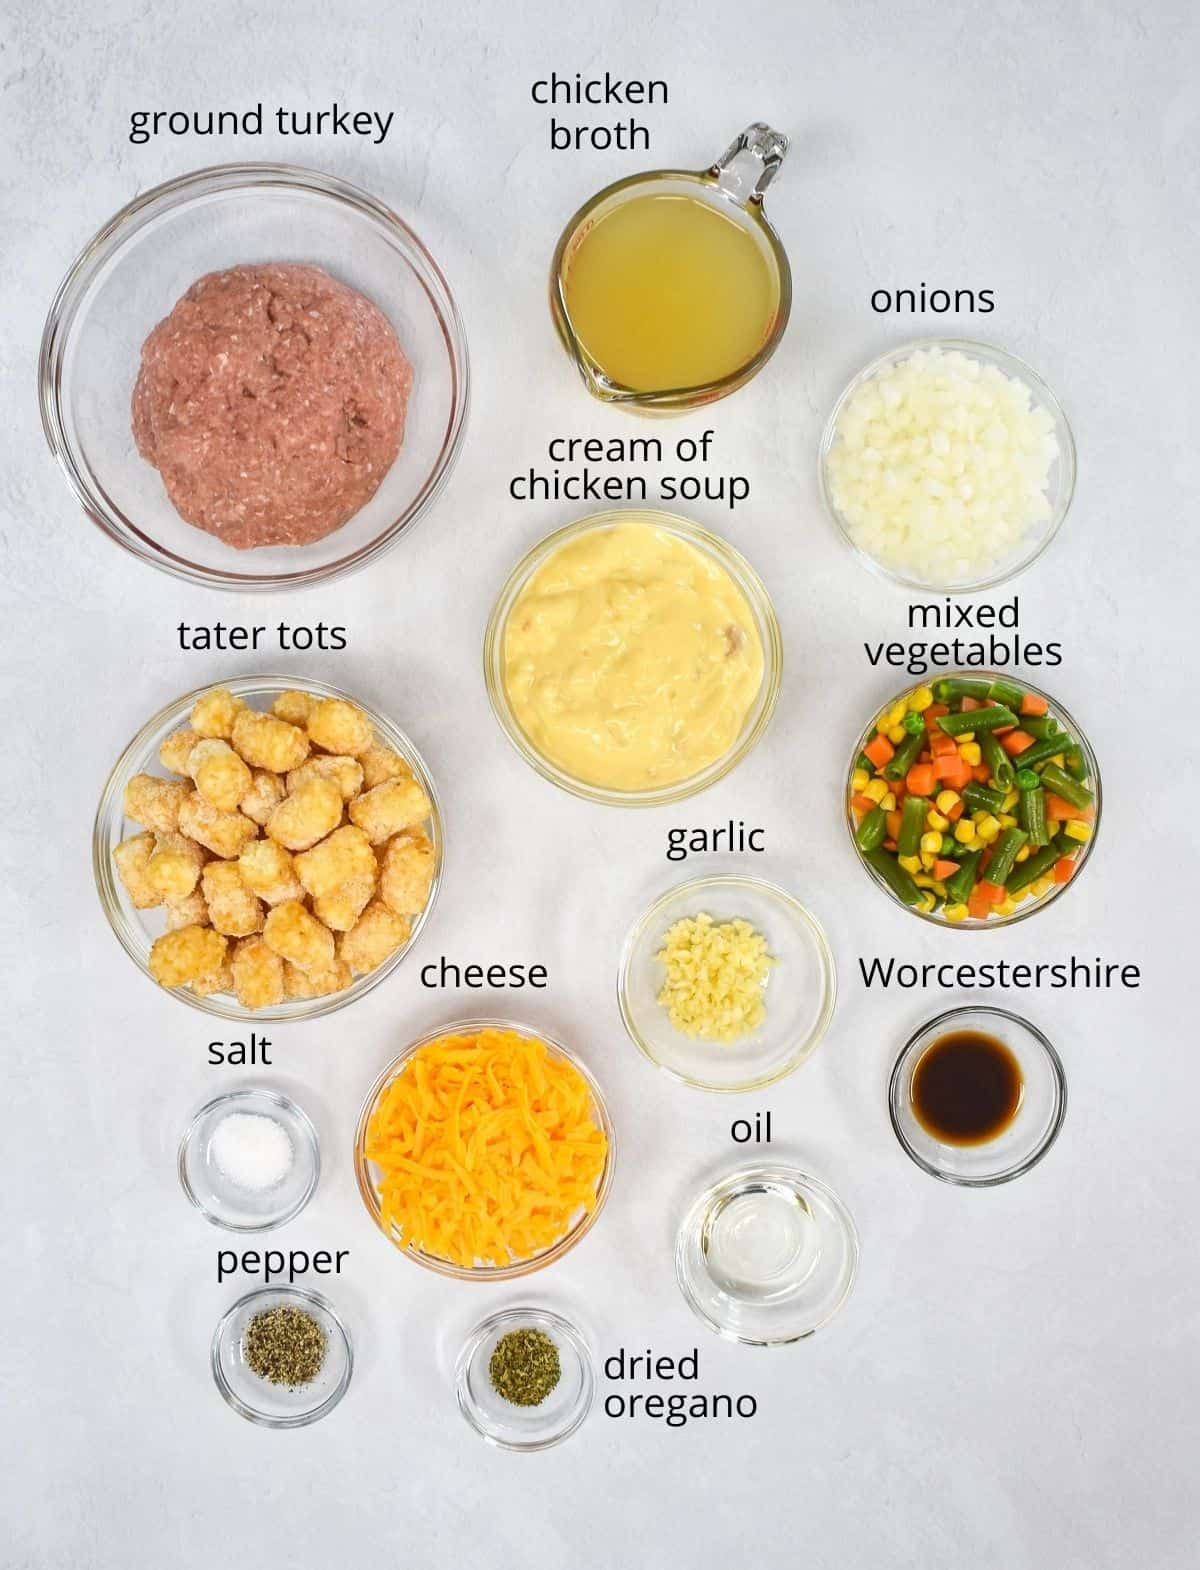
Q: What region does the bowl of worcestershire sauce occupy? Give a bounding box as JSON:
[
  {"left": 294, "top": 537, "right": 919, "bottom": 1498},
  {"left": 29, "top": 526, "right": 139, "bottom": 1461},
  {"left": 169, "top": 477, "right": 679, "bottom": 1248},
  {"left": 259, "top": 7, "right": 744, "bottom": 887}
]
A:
[{"left": 889, "top": 1006, "right": 1066, "bottom": 1185}]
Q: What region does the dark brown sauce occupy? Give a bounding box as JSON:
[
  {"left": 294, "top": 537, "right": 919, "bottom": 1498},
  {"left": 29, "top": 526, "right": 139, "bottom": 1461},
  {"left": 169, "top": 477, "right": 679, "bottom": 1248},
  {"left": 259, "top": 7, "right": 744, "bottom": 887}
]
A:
[{"left": 911, "top": 1030, "right": 1023, "bottom": 1145}]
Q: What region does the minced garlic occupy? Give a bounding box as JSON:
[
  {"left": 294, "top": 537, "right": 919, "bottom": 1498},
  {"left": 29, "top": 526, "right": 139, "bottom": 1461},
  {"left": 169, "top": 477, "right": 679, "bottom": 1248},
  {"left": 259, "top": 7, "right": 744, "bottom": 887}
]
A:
[{"left": 655, "top": 912, "right": 773, "bottom": 1042}]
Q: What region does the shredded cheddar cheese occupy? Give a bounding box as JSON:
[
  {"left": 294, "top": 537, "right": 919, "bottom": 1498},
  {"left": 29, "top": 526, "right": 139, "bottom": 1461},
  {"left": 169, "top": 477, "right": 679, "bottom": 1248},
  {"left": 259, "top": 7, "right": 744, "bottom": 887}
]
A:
[
  {"left": 364, "top": 1027, "right": 608, "bottom": 1269},
  {"left": 656, "top": 912, "right": 773, "bottom": 1042}
]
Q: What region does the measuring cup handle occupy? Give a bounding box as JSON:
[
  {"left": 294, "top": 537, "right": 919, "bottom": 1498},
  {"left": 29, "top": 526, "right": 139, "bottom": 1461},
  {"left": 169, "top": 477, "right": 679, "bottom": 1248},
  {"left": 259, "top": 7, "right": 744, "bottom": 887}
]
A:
[{"left": 710, "top": 123, "right": 789, "bottom": 205}]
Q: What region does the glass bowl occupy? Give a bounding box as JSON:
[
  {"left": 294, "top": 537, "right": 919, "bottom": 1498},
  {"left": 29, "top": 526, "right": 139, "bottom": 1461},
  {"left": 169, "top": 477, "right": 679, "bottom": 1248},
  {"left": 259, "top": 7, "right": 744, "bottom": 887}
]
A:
[
  {"left": 676, "top": 1164, "right": 859, "bottom": 1345},
  {"left": 94, "top": 674, "right": 443, "bottom": 1019},
  {"left": 39, "top": 162, "right": 469, "bottom": 591},
  {"left": 211, "top": 1286, "right": 352, "bottom": 1428},
  {"left": 889, "top": 1005, "right": 1067, "bottom": 1185},
  {"left": 178, "top": 1087, "right": 319, "bottom": 1231},
  {"left": 845, "top": 670, "right": 1100, "bottom": 929},
  {"left": 456, "top": 1306, "right": 595, "bottom": 1451},
  {"left": 483, "top": 509, "right": 782, "bottom": 806},
  {"left": 617, "top": 875, "right": 836, "bottom": 1092},
  {"left": 353, "top": 1018, "right": 615, "bottom": 1281},
  {"left": 819, "top": 339, "right": 1075, "bottom": 593}
]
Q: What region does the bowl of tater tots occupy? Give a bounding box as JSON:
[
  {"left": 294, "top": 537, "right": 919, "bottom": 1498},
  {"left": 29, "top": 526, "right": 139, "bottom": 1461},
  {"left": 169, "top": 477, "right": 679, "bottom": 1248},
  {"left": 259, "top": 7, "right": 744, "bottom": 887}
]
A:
[{"left": 95, "top": 677, "right": 443, "bottom": 1018}]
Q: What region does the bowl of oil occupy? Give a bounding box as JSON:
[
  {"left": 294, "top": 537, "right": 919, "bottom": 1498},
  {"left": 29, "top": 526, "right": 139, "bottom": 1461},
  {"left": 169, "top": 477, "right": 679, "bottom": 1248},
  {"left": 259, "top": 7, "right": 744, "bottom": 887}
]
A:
[{"left": 550, "top": 124, "right": 792, "bottom": 411}]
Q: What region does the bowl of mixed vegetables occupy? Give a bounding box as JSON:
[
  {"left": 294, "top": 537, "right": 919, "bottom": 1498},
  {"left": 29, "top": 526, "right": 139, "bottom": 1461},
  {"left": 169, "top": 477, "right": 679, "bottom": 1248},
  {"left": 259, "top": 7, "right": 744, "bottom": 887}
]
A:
[{"left": 846, "top": 671, "right": 1100, "bottom": 926}]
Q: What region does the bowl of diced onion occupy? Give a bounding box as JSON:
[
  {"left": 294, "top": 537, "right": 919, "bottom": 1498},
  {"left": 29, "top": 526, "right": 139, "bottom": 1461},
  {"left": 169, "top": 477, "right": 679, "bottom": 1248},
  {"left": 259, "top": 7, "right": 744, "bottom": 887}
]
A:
[{"left": 819, "top": 339, "right": 1075, "bottom": 593}]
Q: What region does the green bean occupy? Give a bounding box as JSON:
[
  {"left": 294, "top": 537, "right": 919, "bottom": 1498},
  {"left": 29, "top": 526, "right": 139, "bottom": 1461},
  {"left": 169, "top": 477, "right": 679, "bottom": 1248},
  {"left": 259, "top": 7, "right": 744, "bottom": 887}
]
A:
[
  {"left": 1015, "top": 731, "right": 1076, "bottom": 770},
  {"left": 1020, "top": 715, "right": 1059, "bottom": 741},
  {"left": 856, "top": 751, "right": 875, "bottom": 775},
  {"left": 854, "top": 805, "right": 887, "bottom": 852},
  {"left": 1039, "top": 763, "right": 1093, "bottom": 809},
  {"left": 932, "top": 677, "right": 991, "bottom": 703},
  {"left": 945, "top": 849, "right": 982, "bottom": 903},
  {"left": 980, "top": 729, "right": 1015, "bottom": 791},
  {"left": 864, "top": 846, "right": 923, "bottom": 906},
  {"left": 988, "top": 826, "right": 1030, "bottom": 886},
  {"left": 1015, "top": 768, "right": 1040, "bottom": 792},
  {"left": 1006, "top": 843, "right": 1060, "bottom": 894},
  {"left": 897, "top": 795, "right": 930, "bottom": 857},
  {"left": 1018, "top": 785, "right": 1049, "bottom": 847},
  {"left": 936, "top": 705, "right": 1018, "bottom": 736},
  {"left": 1054, "top": 829, "right": 1079, "bottom": 857},
  {"left": 987, "top": 677, "right": 1025, "bottom": 709},
  {"left": 1064, "top": 745, "right": 1087, "bottom": 781},
  {"left": 962, "top": 781, "right": 1006, "bottom": 814},
  {"left": 883, "top": 729, "right": 926, "bottom": 781}
]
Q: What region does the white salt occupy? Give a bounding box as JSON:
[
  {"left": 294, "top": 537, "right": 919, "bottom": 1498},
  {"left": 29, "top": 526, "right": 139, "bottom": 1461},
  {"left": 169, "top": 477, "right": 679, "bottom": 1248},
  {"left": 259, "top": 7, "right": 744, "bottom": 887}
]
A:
[{"left": 210, "top": 1111, "right": 294, "bottom": 1191}]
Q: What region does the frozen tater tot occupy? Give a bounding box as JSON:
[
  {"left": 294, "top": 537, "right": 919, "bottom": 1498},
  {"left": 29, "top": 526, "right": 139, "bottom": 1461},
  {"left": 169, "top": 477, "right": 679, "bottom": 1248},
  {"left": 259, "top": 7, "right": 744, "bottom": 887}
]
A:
[
  {"left": 123, "top": 773, "right": 190, "bottom": 835},
  {"left": 201, "top": 861, "right": 264, "bottom": 938},
  {"left": 339, "top": 900, "right": 411, "bottom": 975},
  {"left": 191, "top": 959, "right": 234, "bottom": 998},
  {"left": 187, "top": 738, "right": 253, "bottom": 814},
  {"left": 286, "top": 754, "right": 364, "bottom": 802},
  {"left": 113, "top": 832, "right": 161, "bottom": 909},
  {"left": 239, "top": 768, "right": 285, "bottom": 827},
  {"left": 231, "top": 708, "right": 310, "bottom": 773},
  {"left": 283, "top": 957, "right": 352, "bottom": 1000},
  {"left": 359, "top": 739, "right": 412, "bottom": 790},
  {"left": 379, "top": 829, "right": 436, "bottom": 916},
  {"left": 178, "top": 792, "right": 258, "bottom": 859},
  {"left": 263, "top": 899, "right": 336, "bottom": 976},
  {"left": 348, "top": 776, "right": 432, "bottom": 845},
  {"left": 146, "top": 831, "right": 206, "bottom": 901},
  {"left": 266, "top": 777, "right": 343, "bottom": 852},
  {"left": 306, "top": 696, "right": 374, "bottom": 757},
  {"left": 231, "top": 936, "right": 285, "bottom": 1010},
  {"left": 271, "top": 689, "right": 316, "bottom": 727},
  {"left": 165, "top": 888, "right": 208, "bottom": 930},
  {"left": 238, "top": 839, "right": 305, "bottom": 905},
  {"left": 294, "top": 825, "right": 376, "bottom": 900},
  {"left": 313, "top": 873, "right": 376, "bottom": 932},
  {"left": 159, "top": 727, "right": 201, "bottom": 776},
  {"left": 191, "top": 687, "right": 244, "bottom": 740},
  {"left": 149, "top": 925, "right": 228, "bottom": 988}
]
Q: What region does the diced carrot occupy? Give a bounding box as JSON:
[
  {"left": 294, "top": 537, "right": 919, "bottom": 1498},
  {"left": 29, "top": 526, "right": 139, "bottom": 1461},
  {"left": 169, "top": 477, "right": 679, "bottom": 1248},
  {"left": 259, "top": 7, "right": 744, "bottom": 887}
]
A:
[
  {"left": 967, "top": 887, "right": 994, "bottom": 919},
  {"left": 934, "top": 859, "right": 959, "bottom": 880},
  {"left": 851, "top": 793, "right": 876, "bottom": 816},
  {"left": 933, "top": 754, "right": 970, "bottom": 789},
  {"left": 882, "top": 838, "right": 898, "bottom": 851},
  {"left": 976, "top": 879, "right": 1006, "bottom": 905},
  {"left": 1020, "top": 693, "right": 1049, "bottom": 717},
  {"left": 978, "top": 848, "right": 994, "bottom": 875},
  {"left": 960, "top": 696, "right": 980, "bottom": 711},
  {"left": 886, "top": 811, "right": 903, "bottom": 841},
  {"left": 972, "top": 763, "right": 991, "bottom": 782},
  {"left": 929, "top": 731, "right": 957, "bottom": 757},
  {"left": 1053, "top": 857, "right": 1076, "bottom": 883},
  {"left": 905, "top": 763, "right": 936, "bottom": 796},
  {"left": 1001, "top": 730, "right": 1036, "bottom": 757},
  {"left": 864, "top": 734, "right": 894, "bottom": 769},
  {"left": 923, "top": 704, "right": 949, "bottom": 732},
  {"left": 1045, "top": 794, "right": 1095, "bottom": 822},
  {"left": 946, "top": 800, "right": 965, "bottom": 821}
]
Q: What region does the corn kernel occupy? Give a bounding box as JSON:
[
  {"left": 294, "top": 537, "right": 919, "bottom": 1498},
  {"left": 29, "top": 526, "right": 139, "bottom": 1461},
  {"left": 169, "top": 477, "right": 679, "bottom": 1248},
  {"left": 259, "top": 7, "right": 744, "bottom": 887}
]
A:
[
  {"left": 880, "top": 792, "right": 897, "bottom": 812},
  {"left": 916, "top": 890, "right": 937, "bottom": 914},
  {"left": 914, "top": 874, "right": 936, "bottom": 888},
  {"left": 851, "top": 768, "right": 870, "bottom": 793},
  {"left": 1049, "top": 753, "right": 1065, "bottom": 768},
  {"left": 909, "top": 686, "right": 934, "bottom": 713},
  {"left": 1031, "top": 876, "right": 1055, "bottom": 897},
  {"left": 898, "top": 854, "right": 921, "bottom": 873},
  {"left": 1002, "top": 790, "right": 1020, "bottom": 812},
  {"left": 954, "top": 820, "right": 976, "bottom": 844},
  {"left": 977, "top": 823, "right": 1001, "bottom": 846},
  {"left": 955, "top": 731, "right": 976, "bottom": 745},
  {"left": 919, "top": 851, "right": 936, "bottom": 870},
  {"left": 919, "top": 831, "right": 942, "bottom": 855},
  {"left": 976, "top": 813, "right": 1000, "bottom": 839},
  {"left": 1015, "top": 845, "right": 1031, "bottom": 862},
  {"left": 863, "top": 778, "right": 888, "bottom": 804},
  {"left": 994, "top": 896, "right": 1016, "bottom": 916},
  {"left": 943, "top": 902, "right": 969, "bottom": 923},
  {"left": 998, "top": 813, "right": 1018, "bottom": 828},
  {"left": 886, "top": 724, "right": 907, "bottom": 745},
  {"left": 935, "top": 790, "right": 960, "bottom": 813},
  {"left": 1064, "top": 820, "right": 1092, "bottom": 842},
  {"left": 958, "top": 741, "right": 982, "bottom": 765},
  {"left": 1011, "top": 887, "right": 1034, "bottom": 903},
  {"left": 927, "top": 810, "right": 949, "bottom": 831}
]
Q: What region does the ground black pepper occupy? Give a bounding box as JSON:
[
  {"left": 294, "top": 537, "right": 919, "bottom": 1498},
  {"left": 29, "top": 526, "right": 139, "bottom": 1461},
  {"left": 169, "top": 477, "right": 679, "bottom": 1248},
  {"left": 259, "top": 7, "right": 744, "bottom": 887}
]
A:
[
  {"left": 243, "top": 1305, "right": 327, "bottom": 1387},
  {"left": 489, "top": 1327, "right": 561, "bottom": 1406}
]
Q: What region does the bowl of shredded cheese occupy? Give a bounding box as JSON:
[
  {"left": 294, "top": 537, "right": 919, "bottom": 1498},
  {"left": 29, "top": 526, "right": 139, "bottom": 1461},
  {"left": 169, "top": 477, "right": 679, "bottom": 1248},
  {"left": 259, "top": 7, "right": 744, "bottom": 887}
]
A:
[
  {"left": 819, "top": 339, "right": 1075, "bottom": 592},
  {"left": 353, "top": 1020, "right": 614, "bottom": 1279},
  {"left": 618, "top": 876, "right": 836, "bottom": 1092}
]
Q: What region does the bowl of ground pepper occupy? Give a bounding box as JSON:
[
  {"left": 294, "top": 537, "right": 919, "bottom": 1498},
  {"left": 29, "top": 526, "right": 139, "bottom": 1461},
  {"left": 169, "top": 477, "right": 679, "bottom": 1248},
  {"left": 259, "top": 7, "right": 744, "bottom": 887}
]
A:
[
  {"left": 455, "top": 1306, "right": 595, "bottom": 1450},
  {"left": 211, "top": 1286, "right": 352, "bottom": 1427}
]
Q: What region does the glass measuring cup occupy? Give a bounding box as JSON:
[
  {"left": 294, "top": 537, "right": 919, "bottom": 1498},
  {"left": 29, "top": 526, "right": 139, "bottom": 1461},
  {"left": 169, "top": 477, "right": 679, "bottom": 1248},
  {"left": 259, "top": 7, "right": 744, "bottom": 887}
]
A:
[{"left": 550, "top": 124, "right": 792, "bottom": 412}]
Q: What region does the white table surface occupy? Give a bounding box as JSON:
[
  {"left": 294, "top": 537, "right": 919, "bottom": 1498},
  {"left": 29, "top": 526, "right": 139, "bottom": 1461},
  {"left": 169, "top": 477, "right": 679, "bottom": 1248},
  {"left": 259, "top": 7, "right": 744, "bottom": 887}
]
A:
[{"left": 3, "top": 2, "right": 1197, "bottom": 1566}]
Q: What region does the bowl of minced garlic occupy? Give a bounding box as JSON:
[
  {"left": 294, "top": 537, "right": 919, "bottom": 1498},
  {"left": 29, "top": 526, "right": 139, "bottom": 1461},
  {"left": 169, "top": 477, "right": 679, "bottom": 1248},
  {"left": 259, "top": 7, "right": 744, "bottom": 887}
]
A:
[{"left": 618, "top": 875, "right": 836, "bottom": 1092}]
